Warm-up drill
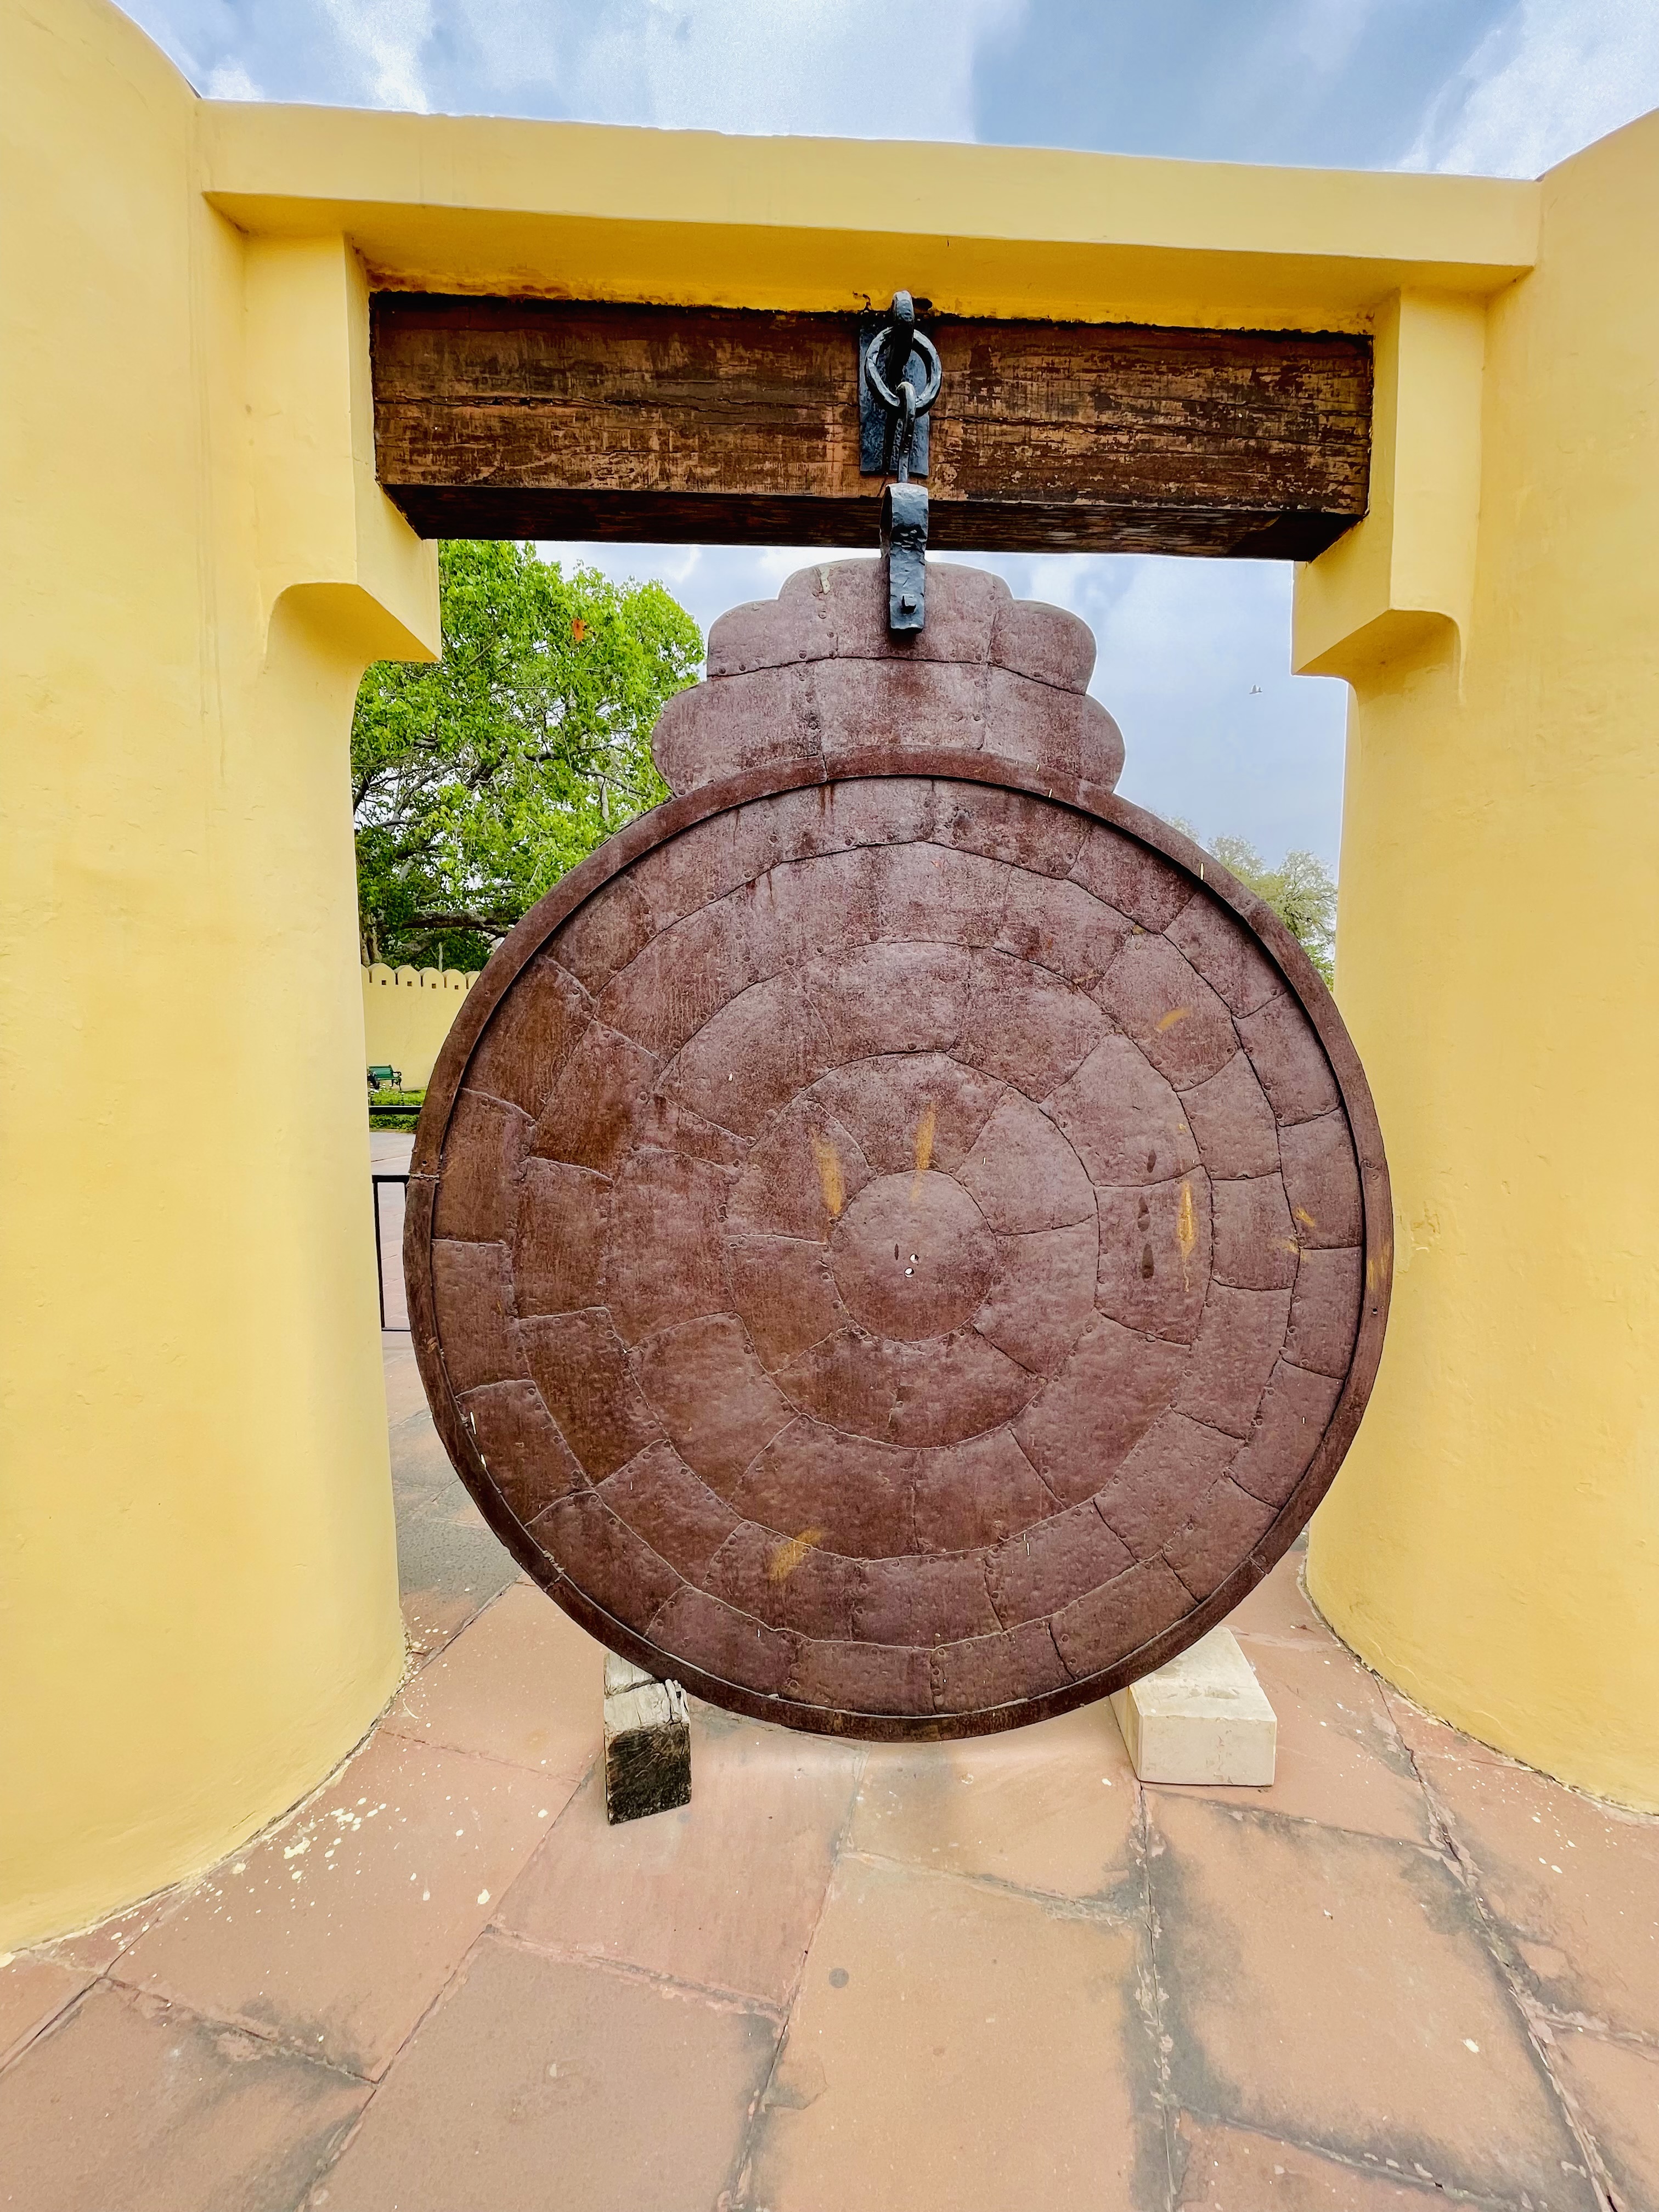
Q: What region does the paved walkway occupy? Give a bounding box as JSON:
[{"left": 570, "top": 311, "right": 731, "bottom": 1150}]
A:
[{"left": 3, "top": 1319, "right": 1657, "bottom": 2209}]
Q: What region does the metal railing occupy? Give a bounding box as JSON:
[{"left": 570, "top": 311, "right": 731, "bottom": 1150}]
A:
[{"left": 371, "top": 1172, "right": 410, "bottom": 1331}]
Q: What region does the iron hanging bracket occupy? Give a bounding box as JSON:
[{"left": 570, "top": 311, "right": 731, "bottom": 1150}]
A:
[
  {"left": 882, "top": 481, "right": 929, "bottom": 634},
  {"left": 860, "top": 291, "right": 942, "bottom": 634}
]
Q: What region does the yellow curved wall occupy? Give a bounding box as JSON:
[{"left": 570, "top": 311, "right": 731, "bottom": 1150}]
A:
[
  {"left": 0, "top": 0, "right": 436, "bottom": 1944},
  {"left": 2, "top": 0, "right": 1652, "bottom": 1944},
  {"left": 1303, "top": 113, "right": 1659, "bottom": 1810}
]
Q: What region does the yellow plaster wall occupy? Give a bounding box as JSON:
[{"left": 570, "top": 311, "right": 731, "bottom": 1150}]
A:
[
  {"left": 363, "top": 967, "right": 478, "bottom": 1090},
  {"left": 0, "top": 0, "right": 437, "bottom": 1944},
  {"left": 1302, "top": 111, "right": 1659, "bottom": 1809}
]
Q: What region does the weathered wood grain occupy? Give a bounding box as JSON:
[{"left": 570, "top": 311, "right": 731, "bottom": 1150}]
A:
[{"left": 371, "top": 294, "right": 1371, "bottom": 557}]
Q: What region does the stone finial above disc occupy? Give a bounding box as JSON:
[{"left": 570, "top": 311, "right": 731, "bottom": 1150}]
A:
[{"left": 652, "top": 560, "right": 1125, "bottom": 797}]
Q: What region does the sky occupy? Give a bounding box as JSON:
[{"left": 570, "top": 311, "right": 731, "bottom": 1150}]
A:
[{"left": 122, "top": 0, "right": 1659, "bottom": 865}]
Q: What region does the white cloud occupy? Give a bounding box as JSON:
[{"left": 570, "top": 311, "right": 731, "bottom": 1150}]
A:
[
  {"left": 204, "top": 58, "right": 262, "bottom": 99},
  {"left": 1039, "top": 556, "right": 1346, "bottom": 866},
  {"left": 1282, "top": 0, "right": 1383, "bottom": 86},
  {"left": 1405, "top": 0, "right": 1659, "bottom": 176},
  {"left": 448, "top": 0, "right": 1027, "bottom": 137},
  {"left": 322, "top": 0, "right": 435, "bottom": 111}
]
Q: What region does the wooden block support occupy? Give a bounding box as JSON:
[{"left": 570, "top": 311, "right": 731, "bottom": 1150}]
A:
[
  {"left": 1110, "top": 1628, "right": 1277, "bottom": 1786},
  {"left": 603, "top": 1651, "right": 691, "bottom": 1825},
  {"left": 371, "top": 294, "right": 1372, "bottom": 560}
]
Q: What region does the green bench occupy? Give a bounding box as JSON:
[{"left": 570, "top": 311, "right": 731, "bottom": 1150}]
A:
[{"left": 367, "top": 1065, "right": 403, "bottom": 1090}]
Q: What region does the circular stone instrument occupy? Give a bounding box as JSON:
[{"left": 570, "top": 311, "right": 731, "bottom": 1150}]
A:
[{"left": 407, "top": 561, "right": 1390, "bottom": 1740}]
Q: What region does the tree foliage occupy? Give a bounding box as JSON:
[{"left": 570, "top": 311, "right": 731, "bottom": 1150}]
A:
[
  {"left": 352, "top": 541, "right": 702, "bottom": 970},
  {"left": 1173, "top": 823, "right": 1338, "bottom": 983}
]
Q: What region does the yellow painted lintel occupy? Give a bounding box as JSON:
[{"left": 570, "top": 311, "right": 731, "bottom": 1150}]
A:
[{"left": 198, "top": 103, "right": 1539, "bottom": 330}]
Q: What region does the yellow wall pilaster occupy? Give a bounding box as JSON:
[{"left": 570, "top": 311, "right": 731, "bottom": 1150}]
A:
[{"left": 1302, "top": 114, "right": 1659, "bottom": 1808}]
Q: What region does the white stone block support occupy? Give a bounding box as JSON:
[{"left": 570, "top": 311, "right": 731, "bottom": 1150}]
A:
[
  {"left": 1110, "top": 1628, "right": 1277, "bottom": 1785},
  {"left": 603, "top": 1652, "right": 692, "bottom": 1824}
]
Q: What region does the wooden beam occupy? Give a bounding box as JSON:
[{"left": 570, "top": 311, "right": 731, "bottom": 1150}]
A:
[{"left": 371, "top": 294, "right": 1371, "bottom": 558}]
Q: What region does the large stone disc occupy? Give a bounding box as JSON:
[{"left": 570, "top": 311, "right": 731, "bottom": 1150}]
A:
[
  {"left": 408, "top": 770, "right": 1387, "bottom": 1739},
  {"left": 407, "top": 564, "right": 1389, "bottom": 1740}
]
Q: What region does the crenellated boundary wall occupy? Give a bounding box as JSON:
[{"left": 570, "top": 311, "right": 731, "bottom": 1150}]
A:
[{"left": 361, "top": 964, "right": 478, "bottom": 1090}]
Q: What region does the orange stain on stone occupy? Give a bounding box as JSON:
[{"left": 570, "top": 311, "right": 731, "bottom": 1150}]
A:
[
  {"left": 810, "top": 1132, "right": 845, "bottom": 1220},
  {"left": 769, "top": 1528, "right": 827, "bottom": 1582},
  {"left": 910, "top": 1102, "right": 938, "bottom": 1202}
]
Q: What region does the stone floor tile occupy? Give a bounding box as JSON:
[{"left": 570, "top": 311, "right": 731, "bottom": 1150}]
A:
[
  {"left": 498, "top": 1707, "right": 860, "bottom": 2009},
  {"left": 1550, "top": 2028, "right": 1659, "bottom": 2212},
  {"left": 397, "top": 1486, "right": 518, "bottom": 1653},
  {"left": 1222, "top": 1547, "right": 1326, "bottom": 1643},
  {"left": 738, "top": 1854, "right": 1160, "bottom": 2212},
  {"left": 41, "top": 1892, "right": 185, "bottom": 1976},
  {"left": 850, "top": 1701, "right": 1138, "bottom": 1900},
  {"left": 1379, "top": 1685, "right": 1513, "bottom": 1770},
  {"left": 0, "top": 1982, "right": 365, "bottom": 2212},
  {"left": 384, "top": 1582, "right": 601, "bottom": 1788},
  {"left": 388, "top": 1409, "right": 465, "bottom": 1514},
  {"left": 0, "top": 1954, "right": 92, "bottom": 2068},
  {"left": 1419, "top": 1752, "right": 1659, "bottom": 2040},
  {"left": 1158, "top": 1637, "right": 1432, "bottom": 1845},
  {"left": 380, "top": 1339, "right": 431, "bottom": 1429},
  {"left": 309, "top": 1931, "right": 775, "bottom": 2212},
  {"left": 117, "top": 1731, "right": 560, "bottom": 2080},
  {"left": 1148, "top": 1794, "right": 1598, "bottom": 2209},
  {"left": 1173, "top": 2115, "right": 1484, "bottom": 2207}
]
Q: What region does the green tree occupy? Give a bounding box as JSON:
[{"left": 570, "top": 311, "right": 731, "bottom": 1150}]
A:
[
  {"left": 1172, "top": 822, "right": 1338, "bottom": 984},
  {"left": 352, "top": 540, "right": 702, "bottom": 970}
]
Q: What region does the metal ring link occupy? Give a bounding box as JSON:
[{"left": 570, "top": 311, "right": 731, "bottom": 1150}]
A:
[{"left": 864, "top": 325, "right": 943, "bottom": 419}]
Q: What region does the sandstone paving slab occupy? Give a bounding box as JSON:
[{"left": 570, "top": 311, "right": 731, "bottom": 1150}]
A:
[
  {"left": 0, "top": 1954, "right": 92, "bottom": 2069},
  {"left": 498, "top": 1706, "right": 860, "bottom": 2010},
  {"left": 1159, "top": 1633, "right": 1432, "bottom": 1845},
  {"left": 1379, "top": 1685, "right": 1515, "bottom": 1770},
  {"left": 1147, "top": 1794, "right": 1599, "bottom": 2209},
  {"left": 383, "top": 1582, "right": 601, "bottom": 1786},
  {"left": 1173, "top": 2115, "right": 1498, "bottom": 2208},
  {"left": 736, "top": 1853, "right": 1160, "bottom": 2212},
  {"left": 396, "top": 1485, "right": 518, "bottom": 1654},
  {"left": 0, "top": 1982, "right": 365, "bottom": 2212},
  {"left": 308, "top": 1931, "right": 775, "bottom": 2212},
  {"left": 1549, "top": 2028, "right": 1659, "bottom": 2212},
  {"left": 1417, "top": 1750, "right": 1659, "bottom": 2040},
  {"left": 38, "top": 1891, "right": 185, "bottom": 1977},
  {"left": 850, "top": 1699, "right": 1139, "bottom": 1900},
  {"left": 116, "top": 1731, "right": 561, "bottom": 2080},
  {"left": 388, "top": 1406, "right": 467, "bottom": 1514},
  {"left": 1220, "top": 1543, "right": 1326, "bottom": 1643},
  {"left": 380, "top": 1336, "right": 432, "bottom": 1429}
]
